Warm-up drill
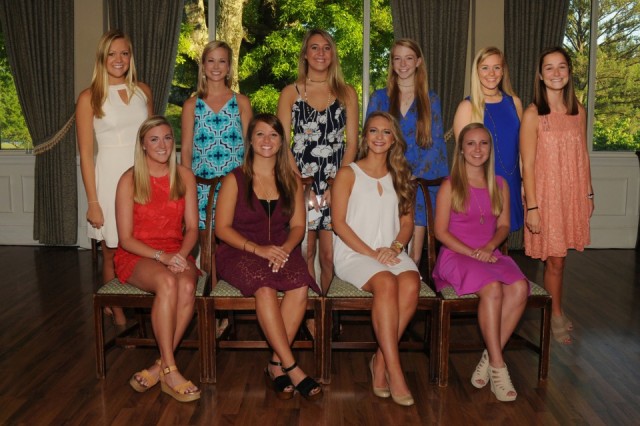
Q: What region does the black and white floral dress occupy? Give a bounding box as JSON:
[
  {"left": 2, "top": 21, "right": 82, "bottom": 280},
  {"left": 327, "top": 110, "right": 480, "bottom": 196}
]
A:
[{"left": 291, "top": 84, "right": 347, "bottom": 231}]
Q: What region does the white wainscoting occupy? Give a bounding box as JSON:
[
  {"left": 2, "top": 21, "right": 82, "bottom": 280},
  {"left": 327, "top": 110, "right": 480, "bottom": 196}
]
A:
[{"left": 0, "top": 152, "right": 638, "bottom": 248}]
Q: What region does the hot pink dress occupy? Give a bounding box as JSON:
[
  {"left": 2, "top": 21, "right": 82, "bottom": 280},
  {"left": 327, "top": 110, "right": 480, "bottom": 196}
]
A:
[
  {"left": 433, "top": 177, "right": 527, "bottom": 295},
  {"left": 114, "top": 174, "right": 190, "bottom": 283},
  {"left": 524, "top": 110, "right": 591, "bottom": 260}
]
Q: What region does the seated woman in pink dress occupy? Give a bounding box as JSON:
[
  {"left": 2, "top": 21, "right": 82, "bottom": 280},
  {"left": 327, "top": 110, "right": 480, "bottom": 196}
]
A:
[
  {"left": 433, "top": 123, "right": 529, "bottom": 402},
  {"left": 114, "top": 116, "right": 200, "bottom": 402},
  {"left": 214, "top": 114, "right": 322, "bottom": 401}
]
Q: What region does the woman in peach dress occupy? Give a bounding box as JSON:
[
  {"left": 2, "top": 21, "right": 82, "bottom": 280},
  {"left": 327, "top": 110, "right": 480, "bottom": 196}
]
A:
[{"left": 520, "top": 47, "right": 593, "bottom": 345}]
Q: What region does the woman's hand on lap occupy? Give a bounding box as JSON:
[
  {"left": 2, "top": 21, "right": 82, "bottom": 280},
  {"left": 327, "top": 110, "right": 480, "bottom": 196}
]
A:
[{"left": 374, "top": 247, "right": 400, "bottom": 266}]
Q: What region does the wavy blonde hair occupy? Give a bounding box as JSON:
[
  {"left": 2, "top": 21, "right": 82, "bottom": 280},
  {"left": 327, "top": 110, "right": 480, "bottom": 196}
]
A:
[
  {"left": 90, "top": 30, "right": 138, "bottom": 118},
  {"left": 357, "top": 112, "right": 414, "bottom": 216},
  {"left": 469, "top": 46, "right": 516, "bottom": 123},
  {"left": 386, "top": 39, "right": 432, "bottom": 148},
  {"left": 242, "top": 114, "right": 298, "bottom": 216},
  {"left": 450, "top": 123, "right": 502, "bottom": 216},
  {"left": 196, "top": 40, "right": 233, "bottom": 98},
  {"left": 297, "top": 29, "right": 350, "bottom": 106},
  {"left": 133, "top": 116, "right": 184, "bottom": 204}
]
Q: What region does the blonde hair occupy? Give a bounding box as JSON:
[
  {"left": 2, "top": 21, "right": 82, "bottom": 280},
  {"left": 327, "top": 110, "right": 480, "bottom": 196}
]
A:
[
  {"left": 386, "top": 39, "right": 432, "bottom": 148},
  {"left": 450, "top": 123, "right": 502, "bottom": 216},
  {"left": 469, "top": 47, "right": 516, "bottom": 123},
  {"left": 90, "top": 30, "right": 138, "bottom": 118},
  {"left": 242, "top": 114, "right": 298, "bottom": 216},
  {"left": 358, "top": 112, "right": 414, "bottom": 216},
  {"left": 196, "top": 40, "right": 233, "bottom": 98},
  {"left": 297, "top": 29, "right": 350, "bottom": 106},
  {"left": 133, "top": 116, "right": 184, "bottom": 204}
]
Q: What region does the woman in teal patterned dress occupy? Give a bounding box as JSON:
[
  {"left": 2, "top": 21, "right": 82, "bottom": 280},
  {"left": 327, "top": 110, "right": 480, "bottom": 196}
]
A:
[{"left": 181, "top": 40, "right": 253, "bottom": 235}]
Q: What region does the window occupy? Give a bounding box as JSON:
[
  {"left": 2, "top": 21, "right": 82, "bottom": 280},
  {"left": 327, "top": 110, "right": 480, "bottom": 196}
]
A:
[
  {"left": 167, "top": 0, "right": 393, "bottom": 146},
  {"left": 564, "top": 0, "right": 640, "bottom": 151},
  {"left": 0, "top": 22, "right": 32, "bottom": 151}
]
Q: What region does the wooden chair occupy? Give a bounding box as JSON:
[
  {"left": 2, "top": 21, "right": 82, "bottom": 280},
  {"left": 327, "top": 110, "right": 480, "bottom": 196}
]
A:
[
  {"left": 92, "top": 178, "right": 215, "bottom": 383},
  {"left": 199, "top": 176, "right": 323, "bottom": 383},
  {"left": 416, "top": 177, "right": 552, "bottom": 387},
  {"left": 321, "top": 180, "right": 440, "bottom": 385}
]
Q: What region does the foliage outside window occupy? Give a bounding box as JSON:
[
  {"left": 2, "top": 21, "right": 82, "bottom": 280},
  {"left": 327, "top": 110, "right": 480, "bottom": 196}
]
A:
[
  {"left": 167, "top": 0, "right": 393, "bottom": 146},
  {"left": 0, "top": 24, "right": 32, "bottom": 151},
  {"left": 564, "top": 0, "right": 640, "bottom": 151}
]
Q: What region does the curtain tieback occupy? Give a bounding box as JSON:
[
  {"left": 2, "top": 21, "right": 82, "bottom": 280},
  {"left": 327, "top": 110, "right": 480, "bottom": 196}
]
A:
[{"left": 33, "top": 114, "right": 76, "bottom": 155}]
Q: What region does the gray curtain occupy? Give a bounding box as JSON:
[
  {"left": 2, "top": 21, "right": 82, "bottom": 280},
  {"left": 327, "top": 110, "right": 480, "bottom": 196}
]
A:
[
  {"left": 504, "top": 0, "right": 571, "bottom": 107},
  {"left": 107, "top": 0, "right": 185, "bottom": 115},
  {"left": 0, "top": 0, "right": 77, "bottom": 245},
  {"left": 390, "top": 0, "right": 470, "bottom": 149}
]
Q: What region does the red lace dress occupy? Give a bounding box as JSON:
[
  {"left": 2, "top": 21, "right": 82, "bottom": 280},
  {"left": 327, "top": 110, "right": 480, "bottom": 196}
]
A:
[{"left": 114, "top": 174, "right": 191, "bottom": 283}]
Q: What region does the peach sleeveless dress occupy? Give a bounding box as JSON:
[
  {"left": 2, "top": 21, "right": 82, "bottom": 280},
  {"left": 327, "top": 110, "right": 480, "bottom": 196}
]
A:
[{"left": 524, "top": 110, "right": 591, "bottom": 260}]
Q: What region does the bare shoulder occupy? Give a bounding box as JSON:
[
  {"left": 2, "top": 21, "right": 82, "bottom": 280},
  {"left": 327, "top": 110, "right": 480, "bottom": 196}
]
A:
[
  {"left": 118, "top": 168, "right": 134, "bottom": 186},
  {"left": 335, "top": 164, "right": 355, "bottom": 184},
  {"left": 178, "top": 164, "right": 195, "bottom": 181},
  {"left": 522, "top": 104, "right": 539, "bottom": 122},
  {"left": 183, "top": 96, "right": 197, "bottom": 109},
  {"left": 137, "top": 82, "right": 152, "bottom": 97},
  {"left": 77, "top": 87, "right": 92, "bottom": 103}
]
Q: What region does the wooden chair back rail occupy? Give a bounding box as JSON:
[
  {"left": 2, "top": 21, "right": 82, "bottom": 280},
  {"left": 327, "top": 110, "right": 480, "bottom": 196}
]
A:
[
  {"left": 200, "top": 175, "right": 323, "bottom": 384},
  {"left": 414, "top": 177, "right": 551, "bottom": 387}
]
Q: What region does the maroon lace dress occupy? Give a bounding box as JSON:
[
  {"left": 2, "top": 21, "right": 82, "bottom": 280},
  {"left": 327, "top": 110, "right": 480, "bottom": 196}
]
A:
[
  {"left": 215, "top": 168, "right": 319, "bottom": 296},
  {"left": 114, "top": 174, "right": 192, "bottom": 283}
]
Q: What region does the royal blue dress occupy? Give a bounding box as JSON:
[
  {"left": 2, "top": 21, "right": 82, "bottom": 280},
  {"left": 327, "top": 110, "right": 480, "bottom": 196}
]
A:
[
  {"left": 480, "top": 93, "right": 523, "bottom": 231},
  {"left": 366, "top": 89, "right": 448, "bottom": 226}
]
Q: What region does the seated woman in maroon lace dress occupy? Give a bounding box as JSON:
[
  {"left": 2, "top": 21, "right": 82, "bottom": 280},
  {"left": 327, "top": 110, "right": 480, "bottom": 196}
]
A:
[
  {"left": 215, "top": 113, "right": 322, "bottom": 400},
  {"left": 114, "top": 116, "right": 200, "bottom": 402}
]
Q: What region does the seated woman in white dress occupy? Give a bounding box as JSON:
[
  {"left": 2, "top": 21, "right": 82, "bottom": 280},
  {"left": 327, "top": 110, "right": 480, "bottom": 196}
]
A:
[{"left": 332, "top": 111, "right": 419, "bottom": 407}]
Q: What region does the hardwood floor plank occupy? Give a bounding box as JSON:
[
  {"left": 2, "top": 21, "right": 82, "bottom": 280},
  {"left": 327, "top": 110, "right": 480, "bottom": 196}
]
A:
[{"left": 0, "top": 246, "right": 638, "bottom": 425}]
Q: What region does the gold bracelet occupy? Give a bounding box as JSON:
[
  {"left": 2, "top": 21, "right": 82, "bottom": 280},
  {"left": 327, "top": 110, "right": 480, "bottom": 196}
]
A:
[
  {"left": 242, "top": 239, "right": 249, "bottom": 251},
  {"left": 153, "top": 250, "right": 164, "bottom": 262},
  {"left": 390, "top": 240, "right": 404, "bottom": 253},
  {"left": 88, "top": 200, "right": 99, "bottom": 203}
]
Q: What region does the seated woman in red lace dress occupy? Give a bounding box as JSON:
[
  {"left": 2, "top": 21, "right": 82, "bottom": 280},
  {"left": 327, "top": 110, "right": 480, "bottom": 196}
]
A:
[
  {"left": 215, "top": 113, "right": 322, "bottom": 401},
  {"left": 114, "top": 115, "right": 200, "bottom": 402}
]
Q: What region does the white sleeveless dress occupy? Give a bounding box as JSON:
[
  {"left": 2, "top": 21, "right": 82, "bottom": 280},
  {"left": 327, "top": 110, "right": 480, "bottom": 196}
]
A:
[
  {"left": 333, "top": 163, "right": 419, "bottom": 289},
  {"left": 89, "top": 84, "right": 148, "bottom": 247}
]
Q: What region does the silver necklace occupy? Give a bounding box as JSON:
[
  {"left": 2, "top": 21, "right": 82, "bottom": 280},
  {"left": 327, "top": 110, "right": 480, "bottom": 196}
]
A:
[
  {"left": 485, "top": 106, "right": 518, "bottom": 176},
  {"left": 469, "top": 187, "right": 486, "bottom": 225}
]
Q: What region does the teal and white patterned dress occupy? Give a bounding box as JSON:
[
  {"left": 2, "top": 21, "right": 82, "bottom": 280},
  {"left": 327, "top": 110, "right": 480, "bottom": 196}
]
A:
[{"left": 191, "top": 94, "right": 244, "bottom": 230}]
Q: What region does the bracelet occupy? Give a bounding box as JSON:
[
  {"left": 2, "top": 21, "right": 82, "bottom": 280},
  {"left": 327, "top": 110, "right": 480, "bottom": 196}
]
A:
[
  {"left": 88, "top": 200, "right": 99, "bottom": 203},
  {"left": 252, "top": 245, "right": 256, "bottom": 254},
  {"left": 527, "top": 206, "right": 538, "bottom": 211},
  {"left": 390, "top": 240, "right": 404, "bottom": 253},
  {"left": 587, "top": 193, "right": 594, "bottom": 199},
  {"left": 153, "top": 250, "right": 164, "bottom": 262},
  {"left": 242, "top": 239, "right": 249, "bottom": 251}
]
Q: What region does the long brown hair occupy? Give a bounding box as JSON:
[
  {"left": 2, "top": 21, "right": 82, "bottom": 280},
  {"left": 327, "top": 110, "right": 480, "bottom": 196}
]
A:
[
  {"left": 450, "top": 123, "right": 502, "bottom": 216},
  {"left": 533, "top": 46, "right": 579, "bottom": 116},
  {"left": 133, "top": 116, "right": 184, "bottom": 204},
  {"left": 386, "top": 39, "right": 432, "bottom": 148},
  {"left": 358, "top": 112, "right": 414, "bottom": 216},
  {"left": 242, "top": 114, "right": 298, "bottom": 216},
  {"left": 297, "top": 29, "right": 350, "bottom": 106},
  {"left": 90, "top": 30, "right": 139, "bottom": 118}
]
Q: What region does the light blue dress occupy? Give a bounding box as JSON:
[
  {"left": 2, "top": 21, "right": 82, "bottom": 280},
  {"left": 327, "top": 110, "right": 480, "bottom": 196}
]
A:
[
  {"left": 366, "top": 89, "right": 448, "bottom": 226},
  {"left": 191, "top": 95, "right": 244, "bottom": 230}
]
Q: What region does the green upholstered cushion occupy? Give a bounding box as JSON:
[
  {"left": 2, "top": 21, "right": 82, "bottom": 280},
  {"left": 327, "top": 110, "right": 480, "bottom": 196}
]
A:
[
  {"left": 96, "top": 273, "right": 208, "bottom": 297},
  {"left": 327, "top": 277, "right": 435, "bottom": 298},
  {"left": 440, "top": 280, "right": 548, "bottom": 300},
  {"left": 210, "top": 279, "right": 320, "bottom": 298}
]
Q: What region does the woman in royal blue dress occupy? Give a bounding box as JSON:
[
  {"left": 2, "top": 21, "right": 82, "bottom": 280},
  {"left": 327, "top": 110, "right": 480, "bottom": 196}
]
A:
[
  {"left": 453, "top": 46, "right": 524, "bottom": 239},
  {"left": 366, "top": 39, "right": 448, "bottom": 264}
]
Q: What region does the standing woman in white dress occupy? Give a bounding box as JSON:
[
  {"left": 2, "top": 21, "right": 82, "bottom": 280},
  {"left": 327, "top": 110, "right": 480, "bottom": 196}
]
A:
[
  {"left": 332, "top": 112, "right": 420, "bottom": 407},
  {"left": 277, "top": 29, "right": 359, "bottom": 294},
  {"left": 76, "top": 30, "right": 153, "bottom": 325}
]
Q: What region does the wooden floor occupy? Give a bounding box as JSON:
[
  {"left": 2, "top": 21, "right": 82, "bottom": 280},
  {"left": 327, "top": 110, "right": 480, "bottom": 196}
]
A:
[{"left": 0, "top": 246, "right": 638, "bottom": 425}]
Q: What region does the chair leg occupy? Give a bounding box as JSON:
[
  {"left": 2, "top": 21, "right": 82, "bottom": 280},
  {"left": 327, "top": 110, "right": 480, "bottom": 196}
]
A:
[
  {"left": 208, "top": 303, "right": 218, "bottom": 383},
  {"left": 322, "top": 299, "right": 332, "bottom": 384},
  {"left": 197, "top": 299, "right": 213, "bottom": 384},
  {"left": 538, "top": 298, "right": 552, "bottom": 383},
  {"left": 428, "top": 308, "right": 439, "bottom": 385},
  {"left": 438, "top": 303, "right": 451, "bottom": 387},
  {"left": 313, "top": 299, "right": 323, "bottom": 382},
  {"left": 94, "top": 297, "right": 106, "bottom": 379}
]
